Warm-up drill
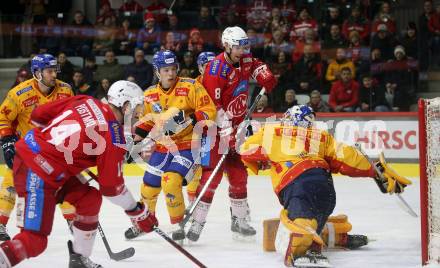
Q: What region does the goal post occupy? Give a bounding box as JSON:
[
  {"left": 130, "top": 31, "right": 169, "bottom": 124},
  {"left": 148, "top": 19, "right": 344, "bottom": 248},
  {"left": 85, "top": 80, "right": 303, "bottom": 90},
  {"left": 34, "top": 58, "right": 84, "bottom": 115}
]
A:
[{"left": 419, "top": 98, "right": 440, "bottom": 266}]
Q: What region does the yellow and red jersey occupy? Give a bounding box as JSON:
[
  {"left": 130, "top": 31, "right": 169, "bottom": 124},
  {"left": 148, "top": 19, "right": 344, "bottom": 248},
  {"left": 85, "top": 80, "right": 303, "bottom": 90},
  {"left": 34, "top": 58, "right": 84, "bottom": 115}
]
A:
[
  {"left": 240, "top": 123, "right": 376, "bottom": 195},
  {"left": 137, "top": 77, "right": 216, "bottom": 152},
  {"left": 0, "top": 78, "right": 73, "bottom": 138}
]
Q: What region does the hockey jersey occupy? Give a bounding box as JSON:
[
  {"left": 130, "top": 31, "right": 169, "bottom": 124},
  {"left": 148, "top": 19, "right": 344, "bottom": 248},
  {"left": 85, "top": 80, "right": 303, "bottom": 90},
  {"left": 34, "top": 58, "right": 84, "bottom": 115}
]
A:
[
  {"left": 138, "top": 77, "right": 216, "bottom": 152},
  {"left": 15, "top": 95, "right": 126, "bottom": 196},
  {"left": 240, "top": 124, "right": 376, "bottom": 195},
  {"left": 0, "top": 78, "right": 73, "bottom": 138},
  {"left": 203, "top": 52, "right": 266, "bottom": 128}
]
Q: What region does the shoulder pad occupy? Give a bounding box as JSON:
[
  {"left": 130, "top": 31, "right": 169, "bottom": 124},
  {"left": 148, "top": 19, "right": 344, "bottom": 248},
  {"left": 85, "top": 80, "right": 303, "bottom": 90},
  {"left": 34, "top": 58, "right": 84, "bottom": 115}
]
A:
[{"left": 179, "top": 78, "right": 195, "bottom": 84}]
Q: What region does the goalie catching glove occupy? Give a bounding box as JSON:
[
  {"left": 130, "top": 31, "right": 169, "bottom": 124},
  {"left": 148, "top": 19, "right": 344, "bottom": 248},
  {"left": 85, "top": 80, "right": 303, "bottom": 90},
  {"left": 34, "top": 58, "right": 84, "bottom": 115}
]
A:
[{"left": 374, "top": 152, "right": 412, "bottom": 194}]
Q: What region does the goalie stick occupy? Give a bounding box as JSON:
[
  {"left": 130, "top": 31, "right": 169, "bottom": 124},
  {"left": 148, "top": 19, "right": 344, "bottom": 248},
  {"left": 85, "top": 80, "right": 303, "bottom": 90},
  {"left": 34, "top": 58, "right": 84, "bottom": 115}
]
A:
[
  {"left": 85, "top": 170, "right": 136, "bottom": 261},
  {"left": 180, "top": 87, "right": 267, "bottom": 228},
  {"left": 354, "top": 144, "right": 418, "bottom": 218}
]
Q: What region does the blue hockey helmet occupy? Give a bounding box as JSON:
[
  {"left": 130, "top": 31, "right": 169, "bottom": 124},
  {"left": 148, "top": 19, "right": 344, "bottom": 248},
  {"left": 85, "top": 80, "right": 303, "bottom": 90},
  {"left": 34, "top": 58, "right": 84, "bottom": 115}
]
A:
[
  {"left": 152, "top": 50, "right": 179, "bottom": 71},
  {"left": 282, "top": 105, "right": 315, "bottom": 128},
  {"left": 197, "top": 51, "right": 216, "bottom": 66},
  {"left": 31, "top": 54, "right": 59, "bottom": 75}
]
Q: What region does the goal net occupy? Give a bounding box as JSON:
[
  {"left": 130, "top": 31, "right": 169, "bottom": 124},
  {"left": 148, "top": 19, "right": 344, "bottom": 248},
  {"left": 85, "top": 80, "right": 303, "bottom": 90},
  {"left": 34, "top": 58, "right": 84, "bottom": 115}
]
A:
[{"left": 419, "top": 98, "right": 440, "bottom": 265}]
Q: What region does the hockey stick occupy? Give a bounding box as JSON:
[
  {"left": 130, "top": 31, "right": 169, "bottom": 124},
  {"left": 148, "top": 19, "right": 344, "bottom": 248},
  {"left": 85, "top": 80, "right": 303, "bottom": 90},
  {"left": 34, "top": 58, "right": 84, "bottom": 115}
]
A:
[
  {"left": 153, "top": 227, "right": 207, "bottom": 268},
  {"left": 354, "top": 144, "right": 418, "bottom": 218},
  {"left": 180, "top": 87, "right": 267, "bottom": 228},
  {"left": 85, "top": 170, "right": 136, "bottom": 261}
]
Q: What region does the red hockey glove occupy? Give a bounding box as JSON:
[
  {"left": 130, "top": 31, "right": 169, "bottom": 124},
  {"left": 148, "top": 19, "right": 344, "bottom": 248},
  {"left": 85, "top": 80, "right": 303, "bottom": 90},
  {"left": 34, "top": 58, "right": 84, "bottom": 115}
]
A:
[
  {"left": 252, "top": 64, "right": 276, "bottom": 93},
  {"left": 125, "top": 202, "right": 158, "bottom": 233}
]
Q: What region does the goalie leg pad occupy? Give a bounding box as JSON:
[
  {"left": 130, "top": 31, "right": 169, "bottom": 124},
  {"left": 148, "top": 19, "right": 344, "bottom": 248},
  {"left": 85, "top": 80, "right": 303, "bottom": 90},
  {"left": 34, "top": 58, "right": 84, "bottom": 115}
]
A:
[
  {"left": 141, "top": 183, "right": 161, "bottom": 214},
  {"left": 161, "top": 172, "right": 185, "bottom": 224},
  {"left": 320, "top": 214, "right": 352, "bottom": 248},
  {"left": 0, "top": 169, "right": 15, "bottom": 225}
]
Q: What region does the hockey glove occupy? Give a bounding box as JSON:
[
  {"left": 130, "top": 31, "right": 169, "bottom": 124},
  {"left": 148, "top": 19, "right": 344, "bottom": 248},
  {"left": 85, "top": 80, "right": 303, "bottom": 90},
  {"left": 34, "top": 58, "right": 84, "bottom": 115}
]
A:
[
  {"left": 0, "top": 135, "right": 18, "bottom": 169},
  {"left": 252, "top": 64, "right": 276, "bottom": 93},
  {"left": 374, "top": 152, "right": 412, "bottom": 194},
  {"left": 126, "top": 202, "right": 158, "bottom": 233}
]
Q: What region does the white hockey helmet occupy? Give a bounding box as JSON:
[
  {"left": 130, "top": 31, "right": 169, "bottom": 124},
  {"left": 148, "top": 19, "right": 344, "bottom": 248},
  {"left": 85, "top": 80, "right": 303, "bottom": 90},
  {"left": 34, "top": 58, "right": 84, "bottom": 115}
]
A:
[
  {"left": 107, "top": 80, "right": 144, "bottom": 110},
  {"left": 221, "top": 26, "right": 249, "bottom": 48}
]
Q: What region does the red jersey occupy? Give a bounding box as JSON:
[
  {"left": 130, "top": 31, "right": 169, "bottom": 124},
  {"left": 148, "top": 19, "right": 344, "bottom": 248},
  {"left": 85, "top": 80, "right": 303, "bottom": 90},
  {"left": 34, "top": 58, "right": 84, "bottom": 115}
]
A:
[
  {"left": 15, "top": 95, "right": 126, "bottom": 196},
  {"left": 202, "top": 52, "right": 265, "bottom": 128},
  {"left": 328, "top": 80, "right": 360, "bottom": 110}
]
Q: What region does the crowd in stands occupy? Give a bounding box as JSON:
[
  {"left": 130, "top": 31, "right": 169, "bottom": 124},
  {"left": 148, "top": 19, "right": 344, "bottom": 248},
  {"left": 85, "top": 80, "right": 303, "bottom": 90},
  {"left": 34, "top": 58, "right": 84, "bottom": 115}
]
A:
[{"left": 3, "top": 0, "right": 440, "bottom": 112}]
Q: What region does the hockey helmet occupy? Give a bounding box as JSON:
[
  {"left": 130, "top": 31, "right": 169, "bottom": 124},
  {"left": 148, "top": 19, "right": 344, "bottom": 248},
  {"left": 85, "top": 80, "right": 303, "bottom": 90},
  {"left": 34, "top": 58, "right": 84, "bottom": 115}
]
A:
[
  {"left": 152, "top": 50, "right": 179, "bottom": 72},
  {"left": 31, "top": 54, "right": 59, "bottom": 75},
  {"left": 107, "top": 80, "right": 144, "bottom": 110},
  {"left": 197, "top": 51, "right": 216, "bottom": 67},
  {"left": 221, "top": 26, "right": 249, "bottom": 48},
  {"left": 282, "top": 105, "right": 315, "bottom": 128}
]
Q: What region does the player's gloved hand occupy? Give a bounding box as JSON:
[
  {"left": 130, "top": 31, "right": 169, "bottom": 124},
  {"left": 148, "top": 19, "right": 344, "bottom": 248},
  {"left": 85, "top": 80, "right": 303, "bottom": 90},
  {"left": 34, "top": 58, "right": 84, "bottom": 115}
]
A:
[
  {"left": 252, "top": 63, "right": 277, "bottom": 93},
  {"left": 374, "top": 153, "right": 412, "bottom": 194},
  {"left": 0, "top": 135, "right": 18, "bottom": 169},
  {"left": 125, "top": 202, "right": 158, "bottom": 233}
]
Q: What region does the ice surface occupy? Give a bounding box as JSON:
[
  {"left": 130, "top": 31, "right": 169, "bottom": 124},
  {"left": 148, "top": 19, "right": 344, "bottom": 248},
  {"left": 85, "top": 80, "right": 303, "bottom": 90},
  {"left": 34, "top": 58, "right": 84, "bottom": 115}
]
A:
[{"left": 6, "top": 175, "right": 424, "bottom": 268}]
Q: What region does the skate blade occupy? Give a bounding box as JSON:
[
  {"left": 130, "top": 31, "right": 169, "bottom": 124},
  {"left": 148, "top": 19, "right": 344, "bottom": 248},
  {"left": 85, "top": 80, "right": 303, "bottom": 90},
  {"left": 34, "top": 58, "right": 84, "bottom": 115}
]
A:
[
  {"left": 232, "top": 232, "right": 256, "bottom": 242},
  {"left": 294, "top": 263, "right": 333, "bottom": 268}
]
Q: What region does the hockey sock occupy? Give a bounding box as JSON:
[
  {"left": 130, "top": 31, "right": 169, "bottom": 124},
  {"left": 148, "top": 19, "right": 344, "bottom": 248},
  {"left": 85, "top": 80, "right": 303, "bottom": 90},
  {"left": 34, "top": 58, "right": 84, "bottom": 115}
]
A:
[
  {"left": 161, "top": 172, "right": 185, "bottom": 224},
  {"left": 230, "top": 198, "right": 248, "bottom": 219},
  {"left": 141, "top": 184, "right": 161, "bottom": 214},
  {"left": 192, "top": 201, "right": 211, "bottom": 223},
  {"left": 72, "top": 224, "right": 97, "bottom": 258}
]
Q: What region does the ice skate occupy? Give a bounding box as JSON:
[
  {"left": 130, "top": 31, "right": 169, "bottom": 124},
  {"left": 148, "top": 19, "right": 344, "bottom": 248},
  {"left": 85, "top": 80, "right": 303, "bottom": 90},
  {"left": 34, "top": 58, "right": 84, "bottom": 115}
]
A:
[
  {"left": 68, "top": 240, "right": 102, "bottom": 268},
  {"left": 186, "top": 219, "right": 205, "bottom": 242},
  {"left": 124, "top": 225, "right": 145, "bottom": 240},
  {"left": 0, "top": 224, "right": 10, "bottom": 241},
  {"left": 293, "top": 251, "right": 332, "bottom": 268}
]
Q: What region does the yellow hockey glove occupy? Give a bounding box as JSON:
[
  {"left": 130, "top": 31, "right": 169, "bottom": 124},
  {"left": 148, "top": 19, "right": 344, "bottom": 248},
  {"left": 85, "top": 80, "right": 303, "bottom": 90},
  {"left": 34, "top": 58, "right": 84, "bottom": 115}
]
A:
[{"left": 374, "top": 152, "right": 412, "bottom": 194}]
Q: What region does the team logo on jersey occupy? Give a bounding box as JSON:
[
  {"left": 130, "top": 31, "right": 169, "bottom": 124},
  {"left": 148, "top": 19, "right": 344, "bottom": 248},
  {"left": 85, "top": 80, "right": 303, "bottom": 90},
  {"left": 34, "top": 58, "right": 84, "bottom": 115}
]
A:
[
  {"left": 175, "top": 87, "right": 189, "bottom": 96},
  {"left": 0, "top": 106, "right": 11, "bottom": 117},
  {"left": 109, "top": 121, "right": 125, "bottom": 145},
  {"left": 56, "top": 93, "right": 71, "bottom": 99},
  {"left": 220, "top": 63, "right": 230, "bottom": 79},
  {"left": 152, "top": 102, "right": 162, "bottom": 113},
  {"left": 232, "top": 80, "right": 248, "bottom": 97},
  {"left": 227, "top": 93, "right": 247, "bottom": 117},
  {"left": 209, "top": 60, "right": 221, "bottom": 76},
  {"left": 23, "top": 96, "right": 38, "bottom": 107},
  {"left": 16, "top": 86, "right": 32, "bottom": 96},
  {"left": 145, "top": 93, "right": 159, "bottom": 103}
]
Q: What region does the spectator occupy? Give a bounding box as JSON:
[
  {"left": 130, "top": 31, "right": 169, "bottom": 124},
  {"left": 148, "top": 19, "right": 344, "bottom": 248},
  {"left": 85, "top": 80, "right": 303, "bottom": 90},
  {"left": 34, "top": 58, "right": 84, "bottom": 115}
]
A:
[
  {"left": 63, "top": 10, "right": 94, "bottom": 57},
  {"left": 96, "top": 2, "right": 116, "bottom": 25},
  {"left": 328, "top": 67, "right": 359, "bottom": 112},
  {"left": 248, "top": 28, "right": 265, "bottom": 58},
  {"left": 57, "top": 52, "right": 75, "bottom": 84},
  {"left": 372, "top": 1, "right": 397, "bottom": 35},
  {"left": 289, "top": 6, "right": 318, "bottom": 42},
  {"left": 146, "top": 0, "right": 168, "bottom": 25},
  {"left": 124, "top": 49, "right": 154, "bottom": 89},
  {"left": 276, "top": 88, "right": 298, "bottom": 112},
  {"left": 277, "top": 0, "right": 296, "bottom": 22},
  {"left": 428, "top": 2, "right": 440, "bottom": 66},
  {"left": 347, "top": 31, "right": 363, "bottom": 64},
  {"left": 93, "top": 16, "right": 116, "bottom": 56},
  {"left": 320, "top": 6, "right": 344, "bottom": 40},
  {"left": 325, "top": 48, "right": 355, "bottom": 83},
  {"left": 11, "top": 68, "right": 31, "bottom": 88},
  {"left": 290, "top": 44, "right": 323, "bottom": 92},
  {"left": 161, "top": 32, "right": 182, "bottom": 55},
  {"left": 246, "top": 0, "right": 271, "bottom": 32},
  {"left": 255, "top": 94, "right": 273, "bottom": 113},
  {"left": 370, "top": 23, "right": 397, "bottom": 60},
  {"left": 369, "top": 48, "right": 386, "bottom": 83},
  {"left": 94, "top": 50, "right": 125, "bottom": 83},
  {"left": 270, "top": 51, "right": 291, "bottom": 80},
  {"left": 264, "top": 7, "right": 290, "bottom": 35},
  {"left": 384, "top": 80, "right": 411, "bottom": 112},
  {"left": 37, "top": 16, "right": 62, "bottom": 55},
  {"left": 71, "top": 70, "right": 95, "bottom": 97},
  {"left": 192, "top": 6, "right": 218, "bottom": 30},
  {"left": 114, "top": 18, "right": 137, "bottom": 55},
  {"left": 342, "top": 5, "right": 370, "bottom": 44},
  {"left": 164, "top": 14, "right": 185, "bottom": 32},
  {"left": 399, "top": 22, "right": 418, "bottom": 60},
  {"left": 184, "top": 28, "right": 205, "bottom": 56},
  {"left": 219, "top": 0, "right": 247, "bottom": 28},
  {"left": 358, "top": 74, "right": 389, "bottom": 112},
  {"left": 322, "top": 24, "right": 348, "bottom": 49},
  {"left": 95, "top": 78, "right": 111, "bottom": 100},
  {"left": 291, "top": 28, "right": 321, "bottom": 63},
  {"left": 82, "top": 56, "right": 97, "bottom": 86},
  {"left": 264, "top": 29, "right": 292, "bottom": 60},
  {"left": 418, "top": 0, "right": 434, "bottom": 71},
  {"left": 307, "top": 90, "right": 331, "bottom": 112},
  {"left": 119, "top": 0, "right": 143, "bottom": 13},
  {"left": 178, "top": 51, "right": 198, "bottom": 78},
  {"left": 136, "top": 13, "right": 161, "bottom": 54}
]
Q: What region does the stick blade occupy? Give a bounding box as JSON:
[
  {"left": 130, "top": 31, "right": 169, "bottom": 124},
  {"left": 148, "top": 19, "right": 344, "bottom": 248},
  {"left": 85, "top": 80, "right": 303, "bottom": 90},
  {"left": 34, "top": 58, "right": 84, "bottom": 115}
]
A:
[{"left": 110, "top": 247, "right": 135, "bottom": 261}]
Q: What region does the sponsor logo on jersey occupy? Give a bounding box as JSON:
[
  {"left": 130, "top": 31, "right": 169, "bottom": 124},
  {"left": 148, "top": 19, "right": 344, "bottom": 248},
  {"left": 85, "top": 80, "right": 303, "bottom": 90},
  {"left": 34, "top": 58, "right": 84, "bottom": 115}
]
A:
[
  {"left": 24, "top": 171, "right": 44, "bottom": 231},
  {"left": 16, "top": 86, "right": 32, "bottom": 96},
  {"left": 232, "top": 80, "right": 248, "bottom": 97},
  {"left": 145, "top": 93, "right": 159, "bottom": 103},
  {"left": 179, "top": 78, "right": 195, "bottom": 84},
  {"left": 0, "top": 106, "right": 11, "bottom": 117},
  {"left": 33, "top": 154, "right": 54, "bottom": 175},
  {"left": 172, "top": 155, "right": 192, "bottom": 169},
  {"left": 220, "top": 63, "right": 230, "bottom": 79},
  {"left": 24, "top": 129, "right": 40, "bottom": 153},
  {"left": 175, "top": 87, "right": 189, "bottom": 96},
  {"left": 109, "top": 120, "right": 125, "bottom": 144},
  {"left": 242, "top": 57, "right": 252, "bottom": 63},
  {"left": 22, "top": 96, "right": 38, "bottom": 107},
  {"left": 227, "top": 93, "right": 247, "bottom": 117},
  {"left": 56, "top": 93, "right": 71, "bottom": 99},
  {"left": 209, "top": 60, "right": 220, "bottom": 76}
]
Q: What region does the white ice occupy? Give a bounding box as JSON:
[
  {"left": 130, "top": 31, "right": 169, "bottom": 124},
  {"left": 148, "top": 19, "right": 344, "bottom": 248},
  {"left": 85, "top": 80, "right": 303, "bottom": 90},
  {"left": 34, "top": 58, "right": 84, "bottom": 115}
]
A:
[{"left": 6, "top": 175, "right": 425, "bottom": 268}]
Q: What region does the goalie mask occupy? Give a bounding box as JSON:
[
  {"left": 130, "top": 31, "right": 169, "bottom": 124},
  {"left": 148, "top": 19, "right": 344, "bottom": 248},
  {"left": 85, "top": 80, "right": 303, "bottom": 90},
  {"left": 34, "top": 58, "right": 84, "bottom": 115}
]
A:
[{"left": 282, "top": 105, "right": 315, "bottom": 128}]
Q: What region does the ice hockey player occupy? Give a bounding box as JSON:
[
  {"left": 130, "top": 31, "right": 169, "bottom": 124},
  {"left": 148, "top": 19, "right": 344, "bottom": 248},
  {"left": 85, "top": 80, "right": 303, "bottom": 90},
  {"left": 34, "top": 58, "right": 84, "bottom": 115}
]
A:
[
  {"left": 240, "top": 105, "right": 412, "bottom": 267},
  {"left": 0, "top": 81, "right": 158, "bottom": 267},
  {"left": 0, "top": 54, "right": 75, "bottom": 240},
  {"left": 186, "top": 26, "right": 277, "bottom": 242},
  {"left": 124, "top": 50, "right": 216, "bottom": 242}
]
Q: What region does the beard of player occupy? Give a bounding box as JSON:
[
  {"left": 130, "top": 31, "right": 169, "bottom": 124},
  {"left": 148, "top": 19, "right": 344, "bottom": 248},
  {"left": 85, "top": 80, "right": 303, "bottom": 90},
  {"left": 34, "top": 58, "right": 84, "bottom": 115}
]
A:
[{"left": 34, "top": 68, "right": 57, "bottom": 95}]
